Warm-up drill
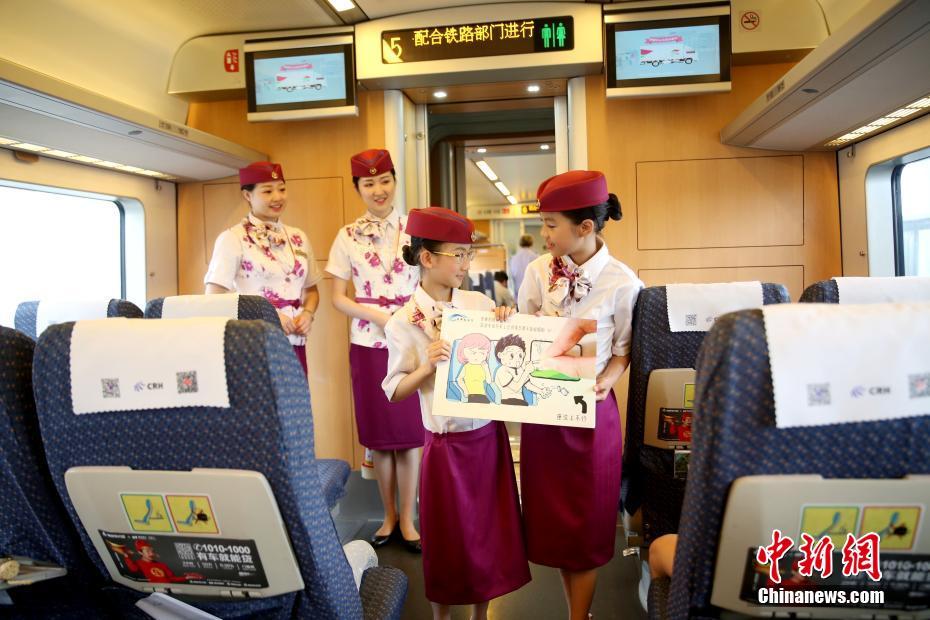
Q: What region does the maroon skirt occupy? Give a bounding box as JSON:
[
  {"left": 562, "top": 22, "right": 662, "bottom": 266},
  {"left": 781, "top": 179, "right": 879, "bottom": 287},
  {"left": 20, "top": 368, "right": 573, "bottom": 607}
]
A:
[
  {"left": 521, "top": 391, "right": 621, "bottom": 571},
  {"left": 350, "top": 344, "right": 424, "bottom": 450},
  {"left": 293, "top": 345, "right": 308, "bottom": 376},
  {"left": 420, "top": 421, "right": 531, "bottom": 605}
]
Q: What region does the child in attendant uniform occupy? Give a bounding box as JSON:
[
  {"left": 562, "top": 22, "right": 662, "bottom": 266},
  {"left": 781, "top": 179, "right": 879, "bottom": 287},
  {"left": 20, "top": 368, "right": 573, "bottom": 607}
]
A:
[
  {"left": 518, "top": 170, "right": 643, "bottom": 620},
  {"left": 382, "top": 207, "right": 531, "bottom": 620}
]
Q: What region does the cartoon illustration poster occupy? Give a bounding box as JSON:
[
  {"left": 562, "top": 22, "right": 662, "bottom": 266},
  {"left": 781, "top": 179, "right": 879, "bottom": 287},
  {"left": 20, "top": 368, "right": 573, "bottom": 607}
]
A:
[{"left": 432, "top": 309, "right": 596, "bottom": 428}]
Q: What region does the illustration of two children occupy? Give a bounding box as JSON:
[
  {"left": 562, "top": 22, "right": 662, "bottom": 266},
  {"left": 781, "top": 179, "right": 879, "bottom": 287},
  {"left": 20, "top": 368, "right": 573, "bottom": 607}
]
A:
[{"left": 455, "top": 333, "right": 551, "bottom": 405}]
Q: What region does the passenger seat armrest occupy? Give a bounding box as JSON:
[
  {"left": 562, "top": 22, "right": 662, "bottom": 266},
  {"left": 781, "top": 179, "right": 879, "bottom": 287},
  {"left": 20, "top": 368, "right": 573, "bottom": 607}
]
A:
[
  {"left": 359, "top": 566, "right": 408, "bottom": 620},
  {"left": 647, "top": 575, "right": 671, "bottom": 620}
]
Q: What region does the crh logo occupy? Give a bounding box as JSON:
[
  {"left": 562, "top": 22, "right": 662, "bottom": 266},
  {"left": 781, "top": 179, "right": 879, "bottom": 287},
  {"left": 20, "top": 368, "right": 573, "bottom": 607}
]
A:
[
  {"left": 224, "top": 49, "right": 239, "bottom": 73},
  {"left": 851, "top": 385, "right": 891, "bottom": 398},
  {"left": 134, "top": 381, "right": 164, "bottom": 392}
]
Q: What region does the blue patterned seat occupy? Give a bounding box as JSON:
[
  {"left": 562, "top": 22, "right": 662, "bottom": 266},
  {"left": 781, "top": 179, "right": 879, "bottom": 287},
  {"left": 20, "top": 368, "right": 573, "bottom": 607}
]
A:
[
  {"left": 31, "top": 319, "right": 407, "bottom": 619},
  {"left": 651, "top": 309, "right": 930, "bottom": 619},
  {"left": 622, "top": 284, "right": 790, "bottom": 543},
  {"left": 0, "top": 326, "right": 107, "bottom": 618},
  {"left": 799, "top": 279, "right": 840, "bottom": 303},
  {"left": 145, "top": 294, "right": 351, "bottom": 510},
  {"left": 14, "top": 299, "right": 143, "bottom": 341}
]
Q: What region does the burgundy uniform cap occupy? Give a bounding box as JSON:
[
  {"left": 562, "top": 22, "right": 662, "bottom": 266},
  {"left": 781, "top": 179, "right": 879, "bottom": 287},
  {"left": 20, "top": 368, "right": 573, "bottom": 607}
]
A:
[
  {"left": 239, "top": 161, "right": 284, "bottom": 186},
  {"left": 351, "top": 149, "right": 394, "bottom": 177},
  {"left": 406, "top": 207, "right": 477, "bottom": 244},
  {"left": 536, "top": 170, "right": 608, "bottom": 212}
]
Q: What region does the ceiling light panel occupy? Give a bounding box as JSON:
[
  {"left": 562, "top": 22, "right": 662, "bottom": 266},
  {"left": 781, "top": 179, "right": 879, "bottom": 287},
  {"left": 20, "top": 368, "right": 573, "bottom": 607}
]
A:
[{"left": 475, "top": 160, "right": 498, "bottom": 181}]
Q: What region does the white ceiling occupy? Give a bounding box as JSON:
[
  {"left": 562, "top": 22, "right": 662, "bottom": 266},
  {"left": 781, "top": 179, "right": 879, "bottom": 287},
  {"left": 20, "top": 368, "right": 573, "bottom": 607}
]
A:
[
  {"left": 466, "top": 150, "right": 556, "bottom": 207},
  {"left": 0, "top": 0, "right": 339, "bottom": 122},
  {"left": 0, "top": 0, "right": 869, "bottom": 137},
  {"left": 356, "top": 0, "right": 586, "bottom": 20}
]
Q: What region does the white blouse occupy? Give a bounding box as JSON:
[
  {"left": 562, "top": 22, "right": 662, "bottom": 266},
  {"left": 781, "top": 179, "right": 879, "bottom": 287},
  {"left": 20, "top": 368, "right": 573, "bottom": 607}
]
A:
[
  {"left": 383, "top": 286, "right": 495, "bottom": 434},
  {"left": 204, "top": 213, "right": 323, "bottom": 345},
  {"left": 518, "top": 241, "right": 643, "bottom": 374},
  {"left": 325, "top": 209, "right": 419, "bottom": 349}
]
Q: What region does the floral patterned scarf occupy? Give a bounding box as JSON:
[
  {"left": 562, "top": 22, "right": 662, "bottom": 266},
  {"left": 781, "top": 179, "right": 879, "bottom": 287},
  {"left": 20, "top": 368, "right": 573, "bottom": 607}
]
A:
[{"left": 547, "top": 256, "right": 592, "bottom": 313}]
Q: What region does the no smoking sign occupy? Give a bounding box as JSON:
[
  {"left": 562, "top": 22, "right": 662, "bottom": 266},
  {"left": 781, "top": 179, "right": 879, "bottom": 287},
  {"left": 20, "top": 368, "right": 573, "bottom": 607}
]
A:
[{"left": 740, "top": 10, "right": 760, "bottom": 31}]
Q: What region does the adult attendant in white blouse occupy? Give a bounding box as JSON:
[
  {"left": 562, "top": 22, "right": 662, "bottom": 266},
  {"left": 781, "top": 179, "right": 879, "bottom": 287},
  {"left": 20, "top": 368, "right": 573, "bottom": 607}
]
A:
[
  {"left": 204, "top": 161, "right": 322, "bottom": 374},
  {"left": 326, "top": 149, "right": 423, "bottom": 552}
]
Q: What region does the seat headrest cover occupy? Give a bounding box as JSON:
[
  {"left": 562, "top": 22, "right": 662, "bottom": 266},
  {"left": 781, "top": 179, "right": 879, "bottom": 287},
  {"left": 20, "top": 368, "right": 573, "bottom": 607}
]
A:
[
  {"left": 833, "top": 276, "right": 930, "bottom": 304},
  {"left": 762, "top": 302, "right": 930, "bottom": 428},
  {"left": 161, "top": 294, "right": 240, "bottom": 319},
  {"left": 666, "top": 282, "right": 764, "bottom": 332},
  {"left": 69, "top": 317, "right": 230, "bottom": 414},
  {"left": 36, "top": 298, "right": 112, "bottom": 336}
]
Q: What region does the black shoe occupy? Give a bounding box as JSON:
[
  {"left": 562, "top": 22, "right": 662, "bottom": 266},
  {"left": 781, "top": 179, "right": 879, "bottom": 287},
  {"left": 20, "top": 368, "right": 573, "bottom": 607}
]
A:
[
  {"left": 401, "top": 537, "right": 422, "bottom": 554},
  {"left": 370, "top": 525, "right": 396, "bottom": 548}
]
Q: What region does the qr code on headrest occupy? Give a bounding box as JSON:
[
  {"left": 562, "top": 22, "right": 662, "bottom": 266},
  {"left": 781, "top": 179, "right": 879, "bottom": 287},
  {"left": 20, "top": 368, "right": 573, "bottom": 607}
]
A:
[
  {"left": 101, "top": 378, "right": 120, "bottom": 398},
  {"left": 176, "top": 371, "right": 198, "bottom": 394},
  {"left": 685, "top": 314, "right": 697, "bottom": 327},
  {"left": 807, "top": 383, "right": 831, "bottom": 406},
  {"left": 909, "top": 373, "right": 930, "bottom": 399}
]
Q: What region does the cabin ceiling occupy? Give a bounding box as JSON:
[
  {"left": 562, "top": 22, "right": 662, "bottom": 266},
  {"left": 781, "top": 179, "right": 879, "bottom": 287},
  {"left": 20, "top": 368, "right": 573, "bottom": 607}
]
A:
[
  {"left": 355, "top": 0, "right": 591, "bottom": 20},
  {"left": 0, "top": 0, "right": 883, "bottom": 155},
  {"left": 465, "top": 148, "right": 557, "bottom": 208},
  {"left": 0, "top": 0, "right": 862, "bottom": 123}
]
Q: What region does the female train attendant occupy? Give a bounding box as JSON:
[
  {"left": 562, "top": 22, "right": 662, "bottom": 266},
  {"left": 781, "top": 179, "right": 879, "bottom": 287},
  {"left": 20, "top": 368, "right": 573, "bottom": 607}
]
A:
[
  {"left": 204, "top": 162, "right": 321, "bottom": 373},
  {"left": 518, "top": 171, "right": 643, "bottom": 620},
  {"left": 326, "top": 149, "right": 423, "bottom": 552},
  {"left": 382, "top": 207, "right": 530, "bottom": 620}
]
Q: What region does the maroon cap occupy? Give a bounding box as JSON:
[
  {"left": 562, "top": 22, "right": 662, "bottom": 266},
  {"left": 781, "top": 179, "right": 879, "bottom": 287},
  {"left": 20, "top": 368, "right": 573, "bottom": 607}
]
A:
[
  {"left": 406, "top": 207, "right": 477, "bottom": 244},
  {"left": 537, "top": 170, "right": 608, "bottom": 212},
  {"left": 351, "top": 149, "right": 394, "bottom": 178},
  {"left": 135, "top": 539, "right": 153, "bottom": 552},
  {"left": 239, "top": 162, "right": 284, "bottom": 186}
]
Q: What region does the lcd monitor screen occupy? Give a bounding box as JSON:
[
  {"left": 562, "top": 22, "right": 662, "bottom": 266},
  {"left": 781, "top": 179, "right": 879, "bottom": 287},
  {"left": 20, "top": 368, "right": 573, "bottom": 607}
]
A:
[
  {"left": 246, "top": 43, "right": 355, "bottom": 113},
  {"left": 606, "top": 15, "right": 730, "bottom": 89}
]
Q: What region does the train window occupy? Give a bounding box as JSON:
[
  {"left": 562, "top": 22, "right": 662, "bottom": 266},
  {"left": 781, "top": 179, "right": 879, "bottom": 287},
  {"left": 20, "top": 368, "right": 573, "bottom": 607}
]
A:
[
  {"left": 0, "top": 183, "right": 124, "bottom": 322},
  {"left": 894, "top": 157, "right": 930, "bottom": 276}
]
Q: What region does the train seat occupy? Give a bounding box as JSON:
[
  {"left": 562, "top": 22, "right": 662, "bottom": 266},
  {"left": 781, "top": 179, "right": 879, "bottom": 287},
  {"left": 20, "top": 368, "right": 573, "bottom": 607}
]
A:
[
  {"left": 651, "top": 304, "right": 930, "bottom": 619},
  {"left": 622, "top": 282, "right": 790, "bottom": 544},
  {"left": 31, "top": 317, "right": 407, "bottom": 619},
  {"left": 800, "top": 276, "right": 930, "bottom": 303},
  {"left": 0, "top": 326, "right": 106, "bottom": 617},
  {"left": 15, "top": 299, "right": 143, "bottom": 341},
  {"left": 145, "top": 294, "right": 351, "bottom": 510}
]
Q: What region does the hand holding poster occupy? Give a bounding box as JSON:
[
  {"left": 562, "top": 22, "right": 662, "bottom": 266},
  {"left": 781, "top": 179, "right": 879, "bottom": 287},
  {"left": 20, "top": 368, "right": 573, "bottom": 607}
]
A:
[{"left": 431, "top": 309, "right": 596, "bottom": 428}]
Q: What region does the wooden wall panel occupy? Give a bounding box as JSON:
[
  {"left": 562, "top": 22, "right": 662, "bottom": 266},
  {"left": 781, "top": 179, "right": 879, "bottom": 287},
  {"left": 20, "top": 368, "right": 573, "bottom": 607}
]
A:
[
  {"left": 202, "top": 183, "right": 243, "bottom": 265},
  {"left": 637, "top": 155, "right": 804, "bottom": 250},
  {"left": 585, "top": 64, "right": 841, "bottom": 304},
  {"left": 639, "top": 265, "right": 805, "bottom": 301},
  {"left": 178, "top": 93, "right": 386, "bottom": 467}
]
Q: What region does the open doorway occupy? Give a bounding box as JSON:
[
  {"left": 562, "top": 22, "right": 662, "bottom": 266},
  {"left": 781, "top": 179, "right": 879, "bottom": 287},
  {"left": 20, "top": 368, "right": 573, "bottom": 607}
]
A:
[{"left": 426, "top": 98, "right": 557, "bottom": 303}]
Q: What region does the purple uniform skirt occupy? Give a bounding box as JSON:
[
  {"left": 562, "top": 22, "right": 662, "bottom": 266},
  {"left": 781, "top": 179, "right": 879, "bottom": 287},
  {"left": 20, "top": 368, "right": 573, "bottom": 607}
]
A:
[
  {"left": 293, "top": 345, "right": 308, "bottom": 376},
  {"left": 521, "top": 391, "right": 621, "bottom": 571},
  {"left": 420, "top": 421, "right": 531, "bottom": 605},
  {"left": 350, "top": 344, "right": 424, "bottom": 450}
]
